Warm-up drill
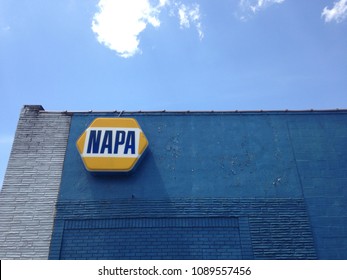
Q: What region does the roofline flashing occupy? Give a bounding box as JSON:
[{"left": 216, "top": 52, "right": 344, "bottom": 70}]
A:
[{"left": 23, "top": 105, "right": 347, "bottom": 115}]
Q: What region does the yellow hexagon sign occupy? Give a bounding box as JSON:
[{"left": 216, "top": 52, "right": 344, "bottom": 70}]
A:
[{"left": 76, "top": 118, "right": 148, "bottom": 173}]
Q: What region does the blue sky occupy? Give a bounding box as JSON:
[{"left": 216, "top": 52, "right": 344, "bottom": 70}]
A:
[{"left": 1, "top": 0, "right": 347, "bottom": 186}]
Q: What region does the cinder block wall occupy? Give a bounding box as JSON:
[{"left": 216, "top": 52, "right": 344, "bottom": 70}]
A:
[{"left": 0, "top": 106, "right": 71, "bottom": 259}]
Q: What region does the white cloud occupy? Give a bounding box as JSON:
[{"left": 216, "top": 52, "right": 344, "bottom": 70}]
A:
[
  {"left": 177, "top": 3, "right": 203, "bottom": 40},
  {"left": 92, "top": 0, "right": 203, "bottom": 58},
  {"left": 322, "top": 0, "right": 347, "bottom": 23},
  {"left": 91, "top": 0, "right": 163, "bottom": 58},
  {"left": 238, "top": 0, "right": 285, "bottom": 20},
  {"left": 178, "top": 5, "right": 190, "bottom": 28},
  {"left": 159, "top": 0, "right": 170, "bottom": 7}
]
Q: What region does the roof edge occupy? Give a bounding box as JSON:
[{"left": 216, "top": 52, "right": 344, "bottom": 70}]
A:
[
  {"left": 35, "top": 108, "right": 347, "bottom": 115},
  {"left": 23, "top": 105, "right": 347, "bottom": 115}
]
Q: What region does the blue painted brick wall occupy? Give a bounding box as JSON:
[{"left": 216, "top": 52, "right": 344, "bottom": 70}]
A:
[
  {"left": 49, "top": 111, "right": 347, "bottom": 259},
  {"left": 288, "top": 117, "right": 347, "bottom": 259},
  {"left": 49, "top": 198, "right": 315, "bottom": 260},
  {"left": 60, "top": 218, "right": 241, "bottom": 260}
]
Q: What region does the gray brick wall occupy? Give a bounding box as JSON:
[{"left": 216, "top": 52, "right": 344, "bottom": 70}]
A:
[{"left": 0, "top": 105, "right": 70, "bottom": 259}]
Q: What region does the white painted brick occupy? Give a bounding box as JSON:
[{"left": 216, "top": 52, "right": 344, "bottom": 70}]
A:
[{"left": 0, "top": 106, "right": 71, "bottom": 259}]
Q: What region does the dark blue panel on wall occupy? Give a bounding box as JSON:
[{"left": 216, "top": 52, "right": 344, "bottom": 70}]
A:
[{"left": 60, "top": 218, "right": 242, "bottom": 260}]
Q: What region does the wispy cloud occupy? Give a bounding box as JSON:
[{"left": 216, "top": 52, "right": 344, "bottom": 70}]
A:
[
  {"left": 322, "top": 0, "right": 347, "bottom": 23},
  {"left": 92, "top": 0, "right": 203, "bottom": 58},
  {"left": 176, "top": 3, "right": 203, "bottom": 40},
  {"left": 237, "top": 0, "right": 285, "bottom": 20}
]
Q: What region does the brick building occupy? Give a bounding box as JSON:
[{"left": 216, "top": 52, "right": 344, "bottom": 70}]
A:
[{"left": 0, "top": 105, "right": 346, "bottom": 259}]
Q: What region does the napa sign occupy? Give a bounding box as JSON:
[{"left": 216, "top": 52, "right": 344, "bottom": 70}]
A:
[{"left": 76, "top": 118, "right": 148, "bottom": 173}]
